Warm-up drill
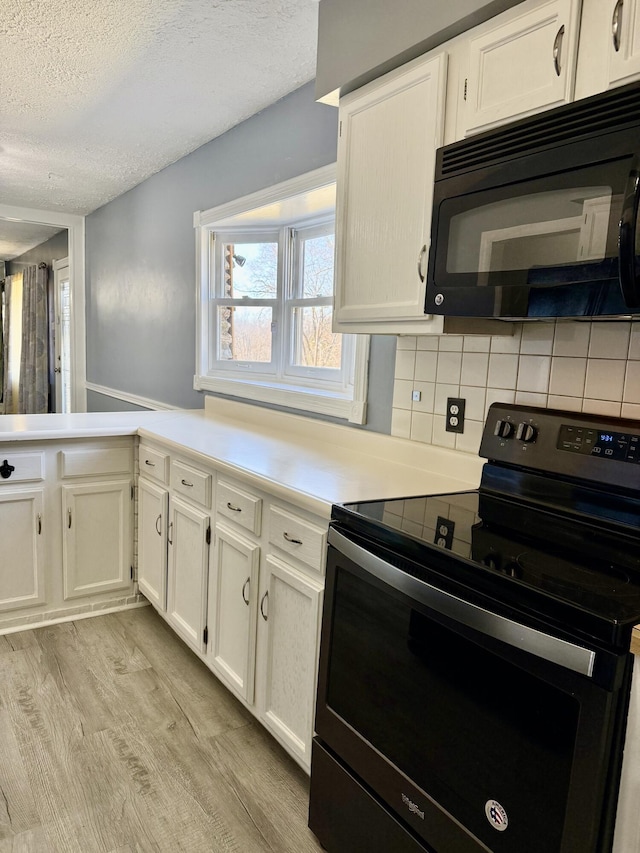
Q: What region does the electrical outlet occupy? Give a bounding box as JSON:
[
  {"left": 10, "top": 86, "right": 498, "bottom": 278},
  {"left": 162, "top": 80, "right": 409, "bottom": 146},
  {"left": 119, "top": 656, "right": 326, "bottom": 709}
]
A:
[
  {"left": 434, "top": 516, "right": 455, "bottom": 550},
  {"left": 412, "top": 390, "right": 421, "bottom": 402},
  {"left": 446, "top": 397, "right": 466, "bottom": 433}
]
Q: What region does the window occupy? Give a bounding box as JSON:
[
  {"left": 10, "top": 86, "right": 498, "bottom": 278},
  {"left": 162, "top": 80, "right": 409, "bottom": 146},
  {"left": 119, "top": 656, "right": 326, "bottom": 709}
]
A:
[{"left": 195, "top": 166, "right": 369, "bottom": 423}]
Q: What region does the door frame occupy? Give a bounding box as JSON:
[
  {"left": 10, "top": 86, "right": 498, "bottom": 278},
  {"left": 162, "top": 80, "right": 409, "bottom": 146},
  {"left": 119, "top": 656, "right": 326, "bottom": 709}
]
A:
[{"left": 0, "top": 204, "right": 86, "bottom": 412}]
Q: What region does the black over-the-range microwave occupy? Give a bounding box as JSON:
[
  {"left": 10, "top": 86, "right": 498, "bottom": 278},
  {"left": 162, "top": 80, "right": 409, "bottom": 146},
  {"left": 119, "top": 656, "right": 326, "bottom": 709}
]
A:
[{"left": 425, "top": 80, "right": 640, "bottom": 320}]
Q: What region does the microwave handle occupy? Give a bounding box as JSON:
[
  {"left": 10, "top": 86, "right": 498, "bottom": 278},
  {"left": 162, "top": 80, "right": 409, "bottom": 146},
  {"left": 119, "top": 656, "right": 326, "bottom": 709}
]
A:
[{"left": 619, "top": 161, "right": 640, "bottom": 308}]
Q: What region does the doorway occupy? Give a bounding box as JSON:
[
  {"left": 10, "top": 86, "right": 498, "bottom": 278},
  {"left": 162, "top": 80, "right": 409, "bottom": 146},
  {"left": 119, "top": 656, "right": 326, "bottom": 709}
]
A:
[
  {"left": 53, "top": 257, "right": 71, "bottom": 413},
  {"left": 0, "top": 205, "right": 85, "bottom": 412}
]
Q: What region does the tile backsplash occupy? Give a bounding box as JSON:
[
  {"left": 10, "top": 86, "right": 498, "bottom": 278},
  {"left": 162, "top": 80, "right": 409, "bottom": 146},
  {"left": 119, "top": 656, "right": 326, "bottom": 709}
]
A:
[{"left": 391, "top": 320, "right": 640, "bottom": 455}]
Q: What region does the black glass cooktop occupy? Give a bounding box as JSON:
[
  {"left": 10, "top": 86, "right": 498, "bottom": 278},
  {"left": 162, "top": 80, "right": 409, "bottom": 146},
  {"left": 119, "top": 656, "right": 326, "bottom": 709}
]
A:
[{"left": 333, "top": 488, "right": 640, "bottom": 646}]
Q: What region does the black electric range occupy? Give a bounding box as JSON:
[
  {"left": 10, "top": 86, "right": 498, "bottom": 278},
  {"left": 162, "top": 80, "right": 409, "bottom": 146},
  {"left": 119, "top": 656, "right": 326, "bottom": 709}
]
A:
[{"left": 310, "top": 403, "right": 640, "bottom": 853}]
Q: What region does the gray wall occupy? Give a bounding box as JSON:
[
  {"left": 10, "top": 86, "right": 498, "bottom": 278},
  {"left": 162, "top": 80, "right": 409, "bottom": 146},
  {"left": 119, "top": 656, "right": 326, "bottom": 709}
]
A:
[
  {"left": 85, "top": 81, "right": 395, "bottom": 433},
  {"left": 316, "top": 0, "right": 524, "bottom": 100},
  {"left": 7, "top": 230, "right": 69, "bottom": 273}
]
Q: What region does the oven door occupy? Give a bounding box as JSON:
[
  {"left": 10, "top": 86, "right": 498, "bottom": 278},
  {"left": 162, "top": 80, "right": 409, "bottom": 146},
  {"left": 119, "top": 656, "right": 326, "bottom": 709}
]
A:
[{"left": 313, "top": 527, "right": 631, "bottom": 853}]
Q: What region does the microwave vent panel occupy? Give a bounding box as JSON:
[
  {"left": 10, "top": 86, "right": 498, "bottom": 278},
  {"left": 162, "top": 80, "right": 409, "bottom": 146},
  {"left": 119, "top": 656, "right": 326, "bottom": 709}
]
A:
[{"left": 440, "top": 84, "right": 640, "bottom": 178}]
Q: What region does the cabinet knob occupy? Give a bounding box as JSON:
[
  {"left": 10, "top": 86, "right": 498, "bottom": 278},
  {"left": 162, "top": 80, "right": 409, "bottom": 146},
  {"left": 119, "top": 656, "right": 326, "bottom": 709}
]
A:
[{"left": 0, "top": 460, "right": 15, "bottom": 479}]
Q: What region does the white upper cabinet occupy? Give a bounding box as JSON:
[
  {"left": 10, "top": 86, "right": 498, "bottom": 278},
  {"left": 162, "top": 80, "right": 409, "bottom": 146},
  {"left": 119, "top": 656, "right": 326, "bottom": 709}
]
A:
[
  {"left": 333, "top": 51, "right": 448, "bottom": 335},
  {"left": 575, "top": 0, "right": 640, "bottom": 98},
  {"left": 608, "top": 0, "right": 640, "bottom": 84},
  {"left": 460, "top": 0, "right": 581, "bottom": 136}
]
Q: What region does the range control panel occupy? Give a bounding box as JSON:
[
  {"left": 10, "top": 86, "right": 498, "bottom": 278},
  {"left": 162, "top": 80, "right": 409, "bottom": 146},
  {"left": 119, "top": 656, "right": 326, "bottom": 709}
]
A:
[
  {"left": 479, "top": 403, "right": 640, "bottom": 490},
  {"left": 558, "top": 425, "right": 640, "bottom": 464}
]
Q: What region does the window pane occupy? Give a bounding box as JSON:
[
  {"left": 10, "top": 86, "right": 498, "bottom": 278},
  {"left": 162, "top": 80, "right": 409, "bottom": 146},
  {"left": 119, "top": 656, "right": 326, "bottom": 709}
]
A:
[
  {"left": 218, "top": 306, "right": 272, "bottom": 362},
  {"left": 223, "top": 242, "right": 278, "bottom": 298},
  {"left": 302, "top": 234, "right": 335, "bottom": 297},
  {"left": 292, "top": 306, "right": 342, "bottom": 369}
]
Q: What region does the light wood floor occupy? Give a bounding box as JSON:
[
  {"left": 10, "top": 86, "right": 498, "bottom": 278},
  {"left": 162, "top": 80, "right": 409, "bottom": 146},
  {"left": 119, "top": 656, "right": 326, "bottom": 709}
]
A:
[{"left": 0, "top": 607, "right": 325, "bottom": 853}]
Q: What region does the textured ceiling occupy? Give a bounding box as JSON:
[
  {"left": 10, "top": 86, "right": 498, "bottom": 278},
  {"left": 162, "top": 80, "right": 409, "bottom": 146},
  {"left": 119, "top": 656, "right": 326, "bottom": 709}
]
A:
[{"left": 0, "top": 0, "right": 320, "bottom": 222}]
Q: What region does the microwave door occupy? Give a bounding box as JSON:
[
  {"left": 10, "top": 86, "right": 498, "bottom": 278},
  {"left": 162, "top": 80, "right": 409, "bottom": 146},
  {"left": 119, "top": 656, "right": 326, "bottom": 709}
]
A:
[{"left": 428, "top": 170, "right": 630, "bottom": 318}]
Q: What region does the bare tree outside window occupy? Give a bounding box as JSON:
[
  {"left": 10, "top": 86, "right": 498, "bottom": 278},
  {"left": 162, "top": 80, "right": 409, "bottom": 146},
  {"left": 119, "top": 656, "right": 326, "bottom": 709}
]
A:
[
  {"left": 294, "top": 234, "right": 341, "bottom": 369},
  {"left": 218, "top": 241, "right": 277, "bottom": 363}
]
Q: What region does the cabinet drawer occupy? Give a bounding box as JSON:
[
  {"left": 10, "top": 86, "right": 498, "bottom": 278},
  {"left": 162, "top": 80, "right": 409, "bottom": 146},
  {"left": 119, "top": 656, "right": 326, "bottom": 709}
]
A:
[
  {"left": 216, "top": 480, "right": 262, "bottom": 535},
  {"left": 268, "top": 506, "right": 327, "bottom": 573},
  {"left": 60, "top": 447, "right": 132, "bottom": 478},
  {"left": 0, "top": 452, "right": 45, "bottom": 484},
  {"left": 139, "top": 444, "right": 169, "bottom": 485},
  {"left": 171, "top": 460, "right": 212, "bottom": 508}
]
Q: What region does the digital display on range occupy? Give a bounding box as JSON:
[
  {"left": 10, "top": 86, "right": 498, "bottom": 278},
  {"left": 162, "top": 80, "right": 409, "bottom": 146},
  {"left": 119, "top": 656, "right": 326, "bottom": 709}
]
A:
[{"left": 557, "top": 425, "right": 640, "bottom": 463}]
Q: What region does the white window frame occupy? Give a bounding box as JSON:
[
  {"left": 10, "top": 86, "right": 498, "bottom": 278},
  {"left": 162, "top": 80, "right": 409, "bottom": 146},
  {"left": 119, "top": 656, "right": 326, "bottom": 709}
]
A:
[{"left": 194, "top": 165, "right": 369, "bottom": 423}]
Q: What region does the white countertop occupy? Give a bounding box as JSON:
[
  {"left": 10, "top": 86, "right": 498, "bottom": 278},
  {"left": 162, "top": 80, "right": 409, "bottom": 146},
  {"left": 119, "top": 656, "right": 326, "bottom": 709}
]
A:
[
  {"left": 0, "top": 410, "right": 178, "bottom": 440},
  {"left": 0, "top": 400, "right": 485, "bottom": 518}
]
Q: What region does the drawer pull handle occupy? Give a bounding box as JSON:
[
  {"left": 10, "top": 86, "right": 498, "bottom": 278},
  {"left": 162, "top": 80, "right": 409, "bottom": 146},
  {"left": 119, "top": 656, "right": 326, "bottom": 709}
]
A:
[
  {"left": 417, "top": 244, "right": 427, "bottom": 283},
  {"left": 613, "top": 0, "right": 623, "bottom": 52},
  {"left": 181, "top": 479, "right": 193, "bottom": 487},
  {"left": 242, "top": 577, "right": 250, "bottom": 605},
  {"left": 283, "top": 531, "right": 303, "bottom": 545},
  {"left": 68, "top": 508, "right": 72, "bottom": 529},
  {"left": 37, "top": 514, "right": 42, "bottom": 535},
  {"left": 168, "top": 521, "right": 173, "bottom": 546},
  {"left": 553, "top": 24, "right": 564, "bottom": 76},
  {"left": 260, "top": 591, "right": 269, "bottom": 621},
  {"left": 155, "top": 514, "right": 162, "bottom": 536},
  {"left": 226, "top": 502, "right": 242, "bottom": 512},
  {"left": 0, "top": 460, "right": 15, "bottom": 479},
  {"left": 144, "top": 460, "right": 156, "bottom": 467}
]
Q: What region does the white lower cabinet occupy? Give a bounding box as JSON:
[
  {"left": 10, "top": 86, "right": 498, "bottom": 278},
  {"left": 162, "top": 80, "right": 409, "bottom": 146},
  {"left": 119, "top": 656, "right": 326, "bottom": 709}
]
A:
[
  {"left": 258, "top": 554, "right": 323, "bottom": 767},
  {"left": 62, "top": 479, "right": 133, "bottom": 600},
  {"left": 0, "top": 488, "right": 46, "bottom": 613},
  {"left": 137, "top": 477, "right": 169, "bottom": 611},
  {"left": 166, "top": 495, "right": 210, "bottom": 653},
  {"left": 136, "top": 442, "right": 326, "bottom": 771},
  {"left": 209, "top": 522, "right": 260, "bottom": 702},
  {"left": 0, "top": 438, "right": 136, "bottom": 632}
]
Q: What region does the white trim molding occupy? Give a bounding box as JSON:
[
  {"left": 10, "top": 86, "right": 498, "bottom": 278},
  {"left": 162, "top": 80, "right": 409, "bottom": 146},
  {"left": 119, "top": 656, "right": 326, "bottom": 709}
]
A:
[{"left": 85, "top": 382, "right": 181, "bottom": 412}]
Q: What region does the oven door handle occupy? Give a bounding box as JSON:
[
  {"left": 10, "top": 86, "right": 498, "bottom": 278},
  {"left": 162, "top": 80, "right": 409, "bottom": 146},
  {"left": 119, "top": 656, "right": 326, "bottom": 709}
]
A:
[{"left": 329, "top": 529, "right": 596, "bottom": 678}]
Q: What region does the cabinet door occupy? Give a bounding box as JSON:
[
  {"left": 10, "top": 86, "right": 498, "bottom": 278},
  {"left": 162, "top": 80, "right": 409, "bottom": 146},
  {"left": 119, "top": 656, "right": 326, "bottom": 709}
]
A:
[
  {"left": 208, "top": 523, "right": 260, "bottom": 703},
  {"left": 608, "top": 0, "right": 640, "bottom": 86},
  {"left": 62, "top": 480, "right": 133, "bottom": 600},
  {"left": 137, "top": 477, "right": 169, "bottom": 611},
  {"left": 0, "top": 489, "right": 45, "bottom": 612},
  {"left": 333, "top": 51, "right": 447, "bottom": 334},
  {"left": 166, "top": 496, "right": 210, "bottom": 653},
  {"left": 259, "top": 554, "right": 323, "bottom": 769},
  {"left": 462, "top": 0, "right": 580, "bottom": 137}
]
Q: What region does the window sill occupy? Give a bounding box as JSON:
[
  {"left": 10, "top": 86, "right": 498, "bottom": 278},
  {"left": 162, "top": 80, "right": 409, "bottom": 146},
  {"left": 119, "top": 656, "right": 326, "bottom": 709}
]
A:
[{"left": 193, "top": 373, "right": 367, "bottom": 424}]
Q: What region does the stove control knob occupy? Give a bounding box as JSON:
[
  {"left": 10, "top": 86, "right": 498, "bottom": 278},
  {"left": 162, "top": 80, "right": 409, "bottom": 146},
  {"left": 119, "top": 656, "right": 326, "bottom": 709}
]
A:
[
  {"left": 494, "top": 419, "right": 514, "bottom": 439},
  {"left": 516, "top": 422, "right": 537, "bottom": 443}
]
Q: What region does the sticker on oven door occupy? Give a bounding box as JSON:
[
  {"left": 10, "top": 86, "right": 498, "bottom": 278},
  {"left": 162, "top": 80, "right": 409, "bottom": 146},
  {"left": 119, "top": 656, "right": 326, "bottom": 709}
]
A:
[{"left": 485, "top": 800, "right": 508, "bottom": 831}]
